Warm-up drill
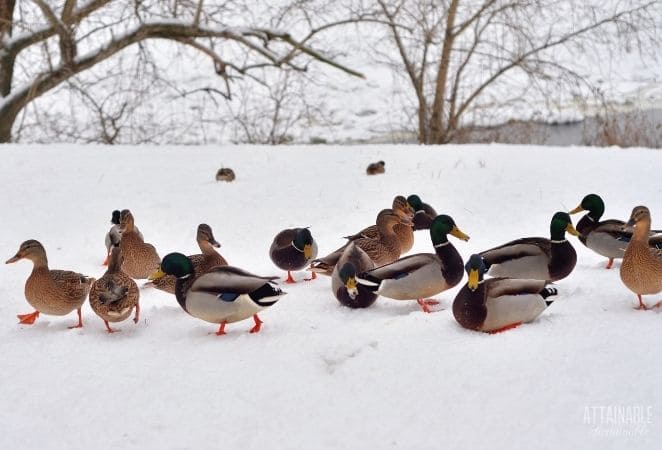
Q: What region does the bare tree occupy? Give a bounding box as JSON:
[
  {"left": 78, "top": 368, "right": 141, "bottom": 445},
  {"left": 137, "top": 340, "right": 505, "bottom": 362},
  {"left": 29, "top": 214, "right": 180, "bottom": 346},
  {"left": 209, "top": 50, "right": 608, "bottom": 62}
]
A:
[
  {"left": 0, "top": 0, "right": 363, "bottom": 143},
  {"left": 367, "top": 0, "right": 661, "bottom": 144}
]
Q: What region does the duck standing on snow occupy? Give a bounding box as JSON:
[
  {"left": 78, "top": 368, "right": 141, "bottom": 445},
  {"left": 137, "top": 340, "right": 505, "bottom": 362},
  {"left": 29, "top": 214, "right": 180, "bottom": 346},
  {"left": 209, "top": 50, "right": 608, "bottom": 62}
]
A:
[
  {"left": 270, "top": 227, "right": 318, "bottom": 283},
  {"left": 453, "top": 254, "right": 558, "bottom": 333},
  {"left": 366, "top": 161, "right": 385, "bottom": 175},
  {"left": 103, "top": 210, "right": 143, "bottom": 266},
  {"left": 5, "top": 240, "right": 93, "bottom": 328},
  {"left": 118, "top": 209, "right": 161, "bottom": 279},
  {"left": 150, "top": 223, "right": 228, "bottom": 294},
  {"left": 356, "top": 214, "right": 469, "bottom": 313},
  {"left": 89, "top": 246, "right": 140, "bottom": 333},
  {"left": 479, "top": 212, "right": 580, "bottom": 282},
  {"left": 619, "top": 206, "right": 662, "bottom": 310},
  {"left": 407, "top": 194, "right": 437, "bottom": 230},
  {"left": 216, "top": 167, "right": 236, "bottom": 182},
  {"left": 343, "top": 195, "right": 415, "bottom": 253},
  {"left": 149, "top": 253, "right": 285, "bottom": 335},
  {"left": 332, "top": 243, "right": 377, "bottom": 308},
  {"left": 310, "top": 209, "right": 411, "bottom": 276},
  {"left": 569, "top": 193, "right": 662, "bottom": 269}
]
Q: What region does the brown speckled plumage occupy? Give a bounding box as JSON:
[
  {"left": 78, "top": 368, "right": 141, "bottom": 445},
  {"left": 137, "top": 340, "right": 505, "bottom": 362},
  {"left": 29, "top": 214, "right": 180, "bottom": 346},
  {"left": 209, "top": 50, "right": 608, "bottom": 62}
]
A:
[
  {"left": 620, "top": 206, "right": 662, "bottom": 307},
  {"left": 344, "top": 196, "right": 415, "bottom": 253},
  {"left": 89, "top": 246, "right": 139, "bottom": 331},
  {"left": 118, "top": 210, "right": 161, "bottom": 279},
  {"left": 152, "top": 224, "right": 228, "bottom": 294},
  {"left": 6, "top": 240, "right": 93, "bottom": 323}
]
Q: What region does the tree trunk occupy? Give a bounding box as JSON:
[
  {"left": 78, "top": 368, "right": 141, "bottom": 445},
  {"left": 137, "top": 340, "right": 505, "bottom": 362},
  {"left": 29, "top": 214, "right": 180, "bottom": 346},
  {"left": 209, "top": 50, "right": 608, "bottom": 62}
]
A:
[
  {"left": 0, "top": 106, "right": 17, "bottom": 143},
  {"left": 1, "top": 0, "right": 17, "bottom": 142},
  {"left": 429, "top": 0, "right": 459, "bottom": 144}
]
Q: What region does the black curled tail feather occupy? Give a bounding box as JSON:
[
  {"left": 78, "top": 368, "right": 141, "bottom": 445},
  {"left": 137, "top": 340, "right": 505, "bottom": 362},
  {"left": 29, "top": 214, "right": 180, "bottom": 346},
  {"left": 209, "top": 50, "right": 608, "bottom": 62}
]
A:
[
  {"left": 249, "top": 283, "right": 284, "bottom": 304},
  {"left": 539, "top": 287, "right": 558, "bottom": 306},
  {"left": 356, "top": 272, "right": 381, "bottom": 293}
]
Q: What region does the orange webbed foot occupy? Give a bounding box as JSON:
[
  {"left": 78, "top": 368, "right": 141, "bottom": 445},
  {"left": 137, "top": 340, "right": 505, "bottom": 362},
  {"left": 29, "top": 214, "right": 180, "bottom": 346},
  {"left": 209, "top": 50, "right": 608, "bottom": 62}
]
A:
[
  {"left": 605, "top": 258, "right": 614, "bottom": 269},
  {"left": 68, "top": 308, "right": 83, "bottom": 329},
  {"left": 487, "top": 322, "right": 523, "bottom": 334},
  {"left": 214, "top": 322, "right": 227, "bottom": 336},
  {"left": 304, "top": 271, "right": 317, "bottom": 281},
  {"left": 284, "top": 271, "right": 297, "bottom": 284},
  {"left": 17, "top": 311, "right": 40, "bottom": 325},
  {"left": 249, "top": 314, "right": 263, "bottom": 333}
]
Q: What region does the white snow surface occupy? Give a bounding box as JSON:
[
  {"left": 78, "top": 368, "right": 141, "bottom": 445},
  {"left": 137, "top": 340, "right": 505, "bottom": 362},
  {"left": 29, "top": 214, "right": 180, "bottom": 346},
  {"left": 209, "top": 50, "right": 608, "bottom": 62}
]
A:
[{"left": 0, "top": 144, "right": 660, "bottom": 449}]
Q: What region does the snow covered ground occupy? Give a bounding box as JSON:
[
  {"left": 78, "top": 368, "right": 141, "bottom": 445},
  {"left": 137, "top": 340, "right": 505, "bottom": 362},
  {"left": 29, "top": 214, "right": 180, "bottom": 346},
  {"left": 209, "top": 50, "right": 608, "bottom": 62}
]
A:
[{"left": 0, "top": 144, "right": 660, "bottom": 449}]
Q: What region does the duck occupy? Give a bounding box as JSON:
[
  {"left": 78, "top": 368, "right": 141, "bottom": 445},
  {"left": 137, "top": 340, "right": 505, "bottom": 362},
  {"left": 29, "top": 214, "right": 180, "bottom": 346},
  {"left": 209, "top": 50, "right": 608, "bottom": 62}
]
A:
[
  {"left": 332, "top": 243, "right": 377, "bottom": 308},
  {"left": 118, "top": 209, "right": 161, "bottom": 279},
  {"left": 149, "top": 253, "right": 285, "bottom": 335},
  {"left": 356, "top": 214, "right": 469, "bottom": 313},
  {"left": 150, "top": 223, "right": 228, "bottom": 294},
  {"left": 269, "top": 227, "right": 318, "bottom": 283},
  {"left": 569, "top": 193, "right": 662, "bottom": 269},
  {"left": 216, "top": 167, "right": 236, "bottom": 182},
  {"left": 619, "top": 206, "right": 662, "bottom": 310},
  {"left": 103, "top": 210, "right": 142, "bottom": 266},
  {"left": 453, "top": 254, "right": 558, "bottom": 333},
  {"left": 343, "top": 195, "right": 415, "bottom": 253},
  {"left": 407, "top": 194, "right": 437, "bottom": 230},
  {"left": 366, "top": 161, "right": 385, "bottom": 175},
  {"left": 310, "top": 209, "right": 410, "bottom": 276},
  {"left": 89, "top": 246, "right": 140, "bottom": 333},
  {"left": 479, "top": 212, "right": 580, "bottom": 281},
  {"left": 5, "top": 239, "right": 94, "bottom": 328}
]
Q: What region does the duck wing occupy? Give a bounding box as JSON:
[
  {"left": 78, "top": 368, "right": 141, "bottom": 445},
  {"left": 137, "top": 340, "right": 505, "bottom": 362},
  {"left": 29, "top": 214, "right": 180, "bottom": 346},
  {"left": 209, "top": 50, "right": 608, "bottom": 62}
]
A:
[{"left": 480, "top": 237, "right": 550, "bottom": 264}]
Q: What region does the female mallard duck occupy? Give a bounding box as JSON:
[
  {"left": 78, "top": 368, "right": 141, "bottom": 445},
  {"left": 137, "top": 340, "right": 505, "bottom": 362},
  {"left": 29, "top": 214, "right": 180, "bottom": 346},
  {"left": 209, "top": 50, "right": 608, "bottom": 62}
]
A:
[
  {"left": 407, "top": 194, "right": 437, "bottom": 230},
  {"left": 150, "top": 224, "right": 228, "bottom": 294},
  {"left": 270, "top": 227, "right": 318, "bottom": 283},
  {"left": 5, "top": 240, "right": 94, "bottom": 328},
  {"left": 103, "top": 210, "right": 143, "bottom": 266},
  {"left": 89, "top": 246, "right": 140, "bottom": 333},
  {"left": 570, "top": 194, "right": 662, "bottom": 269},
  {"left": 356, "top": 215, "right": 469, "bottom": 313},
  {"left": 479, "top": 212, "right": 580, "bottom": 281},
  {"left": 343, "top": 196, "right": 415, "bottom": 253},
  {"left": 149, "top": 253, "right": 285, "bottom": 335},
  {"left": 332, "top": 243, "right": 377, "bottom": 308},
  {"left": 310, "top": 209, "right": 410, "bottom": 276},
  {"left": 453, "top": 254, "right": 558, "bottom": 333},
  {"left": 366, "top": 161, "right": 385, "bottom": 175},
  {"left": 619, "top": 206, "right": 662, "bottom": 310},
  {"left": 216, "top": 167, "right": 236, "bottom": 182},
  {"left": 118, "top": 209, "right": 161, "bottom": 279}
]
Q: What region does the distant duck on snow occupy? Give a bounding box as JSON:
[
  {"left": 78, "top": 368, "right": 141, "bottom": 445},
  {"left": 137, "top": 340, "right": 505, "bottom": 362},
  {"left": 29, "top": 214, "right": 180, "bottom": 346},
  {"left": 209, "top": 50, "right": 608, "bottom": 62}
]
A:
[
  {"left": 366, "top": 161, "right": 385, "bottom": 175},
  {"left": 216, "top": 167, "right": 236, "bottom": 182}
]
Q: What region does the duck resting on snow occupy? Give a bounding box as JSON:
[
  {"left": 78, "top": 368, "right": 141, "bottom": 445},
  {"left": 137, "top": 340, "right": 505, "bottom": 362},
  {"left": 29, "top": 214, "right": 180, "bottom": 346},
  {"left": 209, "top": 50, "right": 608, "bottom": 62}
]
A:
[
  {"left": 479, "top": 212, "right": 580, "bottom": 282},
  {"left": 453, "top": 254, "right": 557, "bottom": 333}
]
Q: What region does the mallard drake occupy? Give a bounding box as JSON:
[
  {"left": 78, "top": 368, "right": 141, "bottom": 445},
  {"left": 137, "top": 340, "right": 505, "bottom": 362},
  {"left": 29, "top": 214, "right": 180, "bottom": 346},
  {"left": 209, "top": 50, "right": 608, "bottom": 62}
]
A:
[
  {"left": 569, "top": 193, "right": 662, "bottom": 269},
  {"left": 149, "top": 253, "right": 285, "bottom": 335},
  {"left": 366, "top": 161, "right": 385, "bottom": 175},
  {"left": 332, "top": 243, "right": 377, "bottom": 308},
  {"left": 407, "top": 194, "right": 437, "bottom": 230},
  {"left": 150, "top": 224, "right": 228, "bottom": 294},
  {"left": 310, "top": 209, "right": 410, "bottom": 276},
  {"left": 619, "top": 206, "right": 662, "bottom": 310},
  {"left": 356, "top": 215, "right": 469, "bottom": 313},
  {"left": 344, "top": 196, "right": 415, "bottom": 253},
  {"left": 479, "top": 212, "right": 580, "bottom": 281},
  {"left": 103, "top": 210, "right": 143, "bottom": 266},
  {"left": 216, "top": 167, "right": 236, "bottom": 182},
  {"left": 89, "top": 246, "right": 140, "bottom": 333},
  {"left": 270, "top": 227, "right": 318, "bottom": 283},
  {"left": 5, "top": 240, "right": 93, "bottom": 328},
  {"left": 453, "top": 254, "right": 558, "bottom": 333},
  {"left": 118, "top": 209, "right": 161, "bottom": 279}
]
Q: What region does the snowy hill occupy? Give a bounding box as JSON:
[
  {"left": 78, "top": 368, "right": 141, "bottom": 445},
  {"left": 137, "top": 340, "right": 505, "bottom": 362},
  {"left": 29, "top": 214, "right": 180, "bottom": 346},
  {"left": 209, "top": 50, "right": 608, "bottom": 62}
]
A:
[{"left": 0, "top": 144, "right": 660, "bottom": 449}]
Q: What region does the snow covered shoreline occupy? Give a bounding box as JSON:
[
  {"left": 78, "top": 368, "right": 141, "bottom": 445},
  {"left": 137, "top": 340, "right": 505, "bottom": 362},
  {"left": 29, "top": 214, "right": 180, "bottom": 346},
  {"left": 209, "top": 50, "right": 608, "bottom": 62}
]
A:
[{"left": 0, "top": 144, "right": 660, "bottom": 449}]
